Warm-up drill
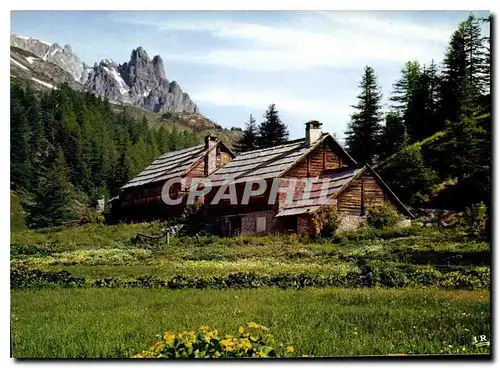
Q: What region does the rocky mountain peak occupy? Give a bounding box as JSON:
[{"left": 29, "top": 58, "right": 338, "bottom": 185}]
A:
[
  {"left": 152, "top": 55, "right": 165, "bottom": 79},
  {"left": 11, "top": 34, "right": 198, "bottom": 114},
  {"left": 131, "top": 46, "right": 150, "bottom": 64}
]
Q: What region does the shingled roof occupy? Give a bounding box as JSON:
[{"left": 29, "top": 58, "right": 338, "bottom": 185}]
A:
[
  {"left": 120, "top": 140, "right": 233, "bottom": 190},
  {"left": 207, "top": 133, "right": 356, "bottom": 186},
  {"left": 275, "top": 165, "right": 414, "bottom": 218},
  {"left": 275, "top": 166, "right": 365, "bottom": 217}
]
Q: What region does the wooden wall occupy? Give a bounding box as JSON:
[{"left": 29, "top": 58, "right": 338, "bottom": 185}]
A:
[
  {"left": 337, "top": 178, "right": 363, "bottom": 215},
  {"left": 283, "top": 142, "right": 342, "bottom": 178},
  {"left": 337, "top": 173, "right": 388, "bottom": 216}
]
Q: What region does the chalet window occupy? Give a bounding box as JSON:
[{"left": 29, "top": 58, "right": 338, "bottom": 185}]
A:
[{"left": 256, "top": 216, "right": 266, "bottom": 233}]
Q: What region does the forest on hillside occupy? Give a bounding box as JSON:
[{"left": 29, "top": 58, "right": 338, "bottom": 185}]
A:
[{"left": 10, "top": 84, "right": 201, "bottom": 228}]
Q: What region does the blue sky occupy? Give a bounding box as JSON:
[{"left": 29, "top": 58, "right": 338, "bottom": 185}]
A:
[{"left": 11, "top": 10, "right": 490, "bottom": 141}]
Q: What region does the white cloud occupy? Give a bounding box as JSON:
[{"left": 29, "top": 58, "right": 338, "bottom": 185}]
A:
[{"left": 122, "top": 13, "right": 455, "bottom": 71}]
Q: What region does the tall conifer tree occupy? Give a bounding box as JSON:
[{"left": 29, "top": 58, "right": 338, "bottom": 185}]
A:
[
  {"left": 234, "top": 114, "right": 258, "bottom": 152},
  {"left": 258, "top": 104, "right": 289, "bottom": 147},
  {"left": 345, "top": 66, "right": 383, "bottom": 165}
]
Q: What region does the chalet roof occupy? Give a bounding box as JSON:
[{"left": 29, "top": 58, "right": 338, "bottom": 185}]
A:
[
  {"left": 207, "top": 133, "right": 356, "bottom": 186},
  {"left": 120, "top": 140, "right": 233, "bottom": 190},
  {"left": 276, "top": 165, "right": 414, "bottom": 218},
  {"left": 275, "top": 167, "right": 365, "bottom": 217}
]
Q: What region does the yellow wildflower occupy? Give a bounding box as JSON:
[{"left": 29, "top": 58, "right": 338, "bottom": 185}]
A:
[
  {"left": 286, "top": 346, "right": 294, "bottom": 353},
  {"left": 238, "top": 326, "right": 245, "bottom": 334},
  {"left": 163, "top": 332, "right": 175, "bottom": 345},
  {"left": 247, "top": 322, "right": 269, "bottom": 331},
  {"left": 221, "top": 338, "right": 236, "bottom": 351}
]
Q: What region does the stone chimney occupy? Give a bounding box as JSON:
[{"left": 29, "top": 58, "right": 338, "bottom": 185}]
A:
[
  {"left": 305, "top": 120, "right": 323, "bottom": 146},
  {"left": 204, "top": 134, "right": 218, "bottom": 176}
]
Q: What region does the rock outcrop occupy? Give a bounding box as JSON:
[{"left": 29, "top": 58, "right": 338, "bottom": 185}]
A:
[{"left": 10, "top": 34, "right": 199, "bottom": 114}]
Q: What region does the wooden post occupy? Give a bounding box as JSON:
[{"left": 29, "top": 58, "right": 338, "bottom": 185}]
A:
[{"left": 166, "top": 231, "right": 170, "bottom": 246}]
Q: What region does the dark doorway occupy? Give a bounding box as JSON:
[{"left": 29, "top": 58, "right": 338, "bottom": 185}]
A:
[
  {"left": 281, "top": 216, "right": 297, "bottom": 233},
  {"left": 230, "top": 217, "right": 242, "bottom": 236}
]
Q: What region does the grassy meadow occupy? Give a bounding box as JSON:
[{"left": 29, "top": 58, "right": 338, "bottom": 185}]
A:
[{"left": 10, "top": 222, "right": 491, "bottom": 358}]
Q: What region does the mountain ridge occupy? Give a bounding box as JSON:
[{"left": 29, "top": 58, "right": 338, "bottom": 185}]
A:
[{"left": 10, "top": 33, "right": 199, "bottom": 114}]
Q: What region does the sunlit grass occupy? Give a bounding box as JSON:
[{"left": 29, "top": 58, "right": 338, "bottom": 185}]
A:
[{"left": 11, "top": 287, "right": 490, "bottom": 358}]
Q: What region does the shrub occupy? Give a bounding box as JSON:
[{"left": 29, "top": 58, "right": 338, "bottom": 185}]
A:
[
  {"left": 366, "top": 203, "right": 401, "bottom": 229},
  {"left": 131, "top": 323, "right": 294, "bottom": 358},
  {"left": 464, "top": 202, "right": 488, "bottom": 237},
  {"left": 11, "top": 267, "right": 489, "bottom": 290},
  {"left": 312, "top": 206, "right": 340, "bottom": 237},
  {"left": 11, "top": 243, "right": 55, "bottom": 258},
  {"left": 10, "top": 265, "right": 85, "bottom": 289},
  {"left": 81, "top": 212, "right": 105, "bottom": 225}
]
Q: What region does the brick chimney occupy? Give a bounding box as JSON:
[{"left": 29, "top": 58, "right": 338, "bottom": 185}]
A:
[
  {"left": 305, "top": 120, "right": 323, "bottom": 146},
  {"left": 204, "top": 134, "right": 218, "bottom": 176}
]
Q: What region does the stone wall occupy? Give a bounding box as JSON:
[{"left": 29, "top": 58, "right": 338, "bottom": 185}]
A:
[
  {"left": 337, "top": 215, "right": 366, "bottom": 233},
  {"left": 337, "top": 215, "right": 412, "bottom": 233},
  {"left": 297, "top": 215, "right": 314, "bottom": 234},
  {"left": 239, "top": 210, "right": 276, "bottom": 235}
]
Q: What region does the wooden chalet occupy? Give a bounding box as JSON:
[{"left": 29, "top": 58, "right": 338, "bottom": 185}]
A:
[
  {"left": 203, "top": 121, "right": 413, "bottom": 236},
  {"left": 111, "top": 135, "right": 235, "bottom": 222}
]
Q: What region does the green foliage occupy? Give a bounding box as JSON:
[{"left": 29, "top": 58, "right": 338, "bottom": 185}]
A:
[
  {"left": 10, "top": 265, "right": 490, "bottom": 291},
  {"left": 464, "top": 202, "right": 488, "bottom": 237},
  {"left": 311, "top": 206, "right": 340, "bottom": 237},
  {"left": 27, "top": 149, "right": 77, "bottom": 228},
  {"left": 11, "top": 265, "right": 85, "bottom": 289},
  {"left": 11, "top": 191, "right": 27, "bottom": 232},
  {"left": 131, "top": 323, "right": 293, "bottom": 358},
  {"left": 257, "top": 104, "right": 289, "bottom": 147},
  {"left": 379, "top": 112, "right": 406, "bottom": 159},
  {"left": 234, "top": 114, "right": 258, "bottom": 153},
  {"left": 378, "top": 144, "right": 439, "bottom": 206},
  {"left": 10, "top": 84, "right": 203, "bottom": 229},
  {"left": 11, "top": 243, "right": 55, "bottom": 259},
  {"left": 366, "top": 203, "right": 401, "bottom": 229},
  {"left": 81, "top": 211, "right": 105, "bottom": 225},
  {"left": 345, "top": 66, "right": 383, "bottom": 165}
]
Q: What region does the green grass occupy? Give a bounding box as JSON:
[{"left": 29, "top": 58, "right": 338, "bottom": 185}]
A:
[
  {"left": 11, "top": 287, "right": 490, "bottom": 358},
  {"left": 11, "top": 224, "right": 490, "bottom": 279},
  {"left": 10, "top": 223, "right": 491, "bottom": 357}
]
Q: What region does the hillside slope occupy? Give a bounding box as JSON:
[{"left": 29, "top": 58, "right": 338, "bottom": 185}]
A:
[{"left": 375, "top": 110, "right": 491, "bottom": 210}]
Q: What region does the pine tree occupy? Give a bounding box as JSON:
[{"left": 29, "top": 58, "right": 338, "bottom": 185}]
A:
[
  {"left": 345, "top": 66, "right": 383, "bottom": 165},
  {"left": 440, "top": 14, "right": 487, "bottom": 123},
  {"left": 10, "top": 86, "right": 32, "bottom": 190},
  {"left": 234, "top": 114, "right": 258, "bottom": 152},
  {"left": 390, "top": 61, "right": 421, "bottom": 113},
  {"left": 480, "top": 16, "right": 491, "bottom": 94},
  {"left": 404, "top": 62, "right": 442, "bottom": 141},
  {"left": 258, "top": 104, "right": 289, "bottom": 147},
  {"left": 379, "top": 112, "right": 406, "bottom": 159},
  {"left": 463, "top": 13, "right": 487, "bottom": 99},
  {"left": 28, "top": 148, "right": 75, "bottom": 228}
]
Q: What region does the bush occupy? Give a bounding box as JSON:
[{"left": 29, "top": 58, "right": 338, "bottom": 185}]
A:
[
  {"left": 11, "top": 243, "right": 55, "bottom": 258},
  {"left": 81, "top": 212, "right": 105, "bottom": 225},
  {"left": 464, "top": 202, "right": 488, "bottom": 237},
  {"left": 366, "top": 203, "right": 401, "bottom": 229},
  {"left": 131, "top": 323, "right": 294, "bottom": 358},
  {"left": 10, "top": 265, "right": 85, "bottom": 289},
  {"left": 11, "top": 267, "right": 489, "bottom": 291},
  {"left": 312, "top": 206, "right": 340, "bottom": 237}
]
